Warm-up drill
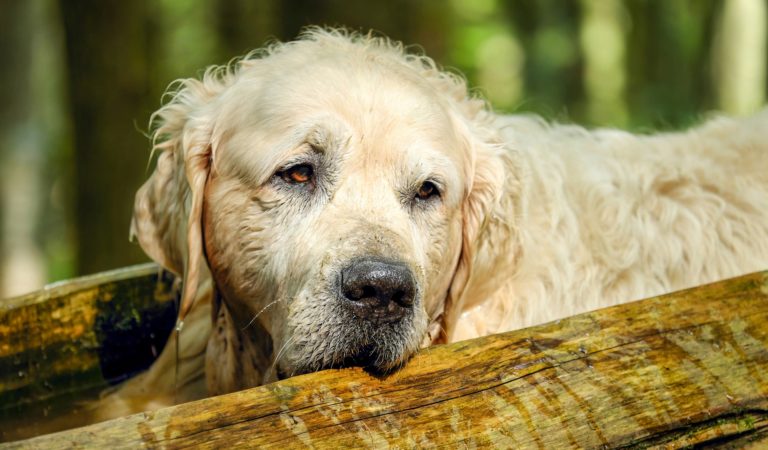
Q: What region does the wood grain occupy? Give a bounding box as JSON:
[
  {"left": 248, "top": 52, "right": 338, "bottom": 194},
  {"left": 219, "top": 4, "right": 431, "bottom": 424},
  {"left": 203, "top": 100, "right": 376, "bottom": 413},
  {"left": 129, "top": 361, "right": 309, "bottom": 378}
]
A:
[
  {"left": 0, "top": 264, "right": 177, "bottom": 441},
  {"left": 6, "top": 270, "right": 768, "bottom": 448}
]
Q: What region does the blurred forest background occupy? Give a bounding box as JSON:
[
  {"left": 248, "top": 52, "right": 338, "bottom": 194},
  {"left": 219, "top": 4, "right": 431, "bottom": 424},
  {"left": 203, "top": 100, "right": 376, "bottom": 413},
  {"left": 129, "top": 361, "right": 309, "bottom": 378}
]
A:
[{"left": 0, "top": 0, "right": 766, "bottom": 297}]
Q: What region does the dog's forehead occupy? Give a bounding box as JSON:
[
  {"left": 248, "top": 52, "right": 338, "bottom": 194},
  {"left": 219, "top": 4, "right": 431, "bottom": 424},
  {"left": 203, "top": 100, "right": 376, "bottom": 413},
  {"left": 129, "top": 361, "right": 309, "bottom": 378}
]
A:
[
  {"left": 255, "top": 57, "right": 451, "bottom": 128},
  {"left": 216, "top": 54, "right": 466, "bottom": 183}
]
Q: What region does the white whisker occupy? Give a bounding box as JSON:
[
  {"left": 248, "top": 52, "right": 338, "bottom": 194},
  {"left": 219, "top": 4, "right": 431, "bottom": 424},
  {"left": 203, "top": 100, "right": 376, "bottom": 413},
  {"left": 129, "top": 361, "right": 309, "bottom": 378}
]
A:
[
  {"left": 269, "top": 334, "right": 297, "bottom": 379},
  {"left": 241, "top": 298, "right": 284, "bottom": 331}
]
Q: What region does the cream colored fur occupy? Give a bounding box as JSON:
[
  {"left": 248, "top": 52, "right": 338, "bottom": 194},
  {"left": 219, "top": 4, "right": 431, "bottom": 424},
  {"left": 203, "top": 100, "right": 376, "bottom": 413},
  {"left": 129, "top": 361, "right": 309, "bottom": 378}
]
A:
[
  {"left": 452, "top": 112, "right": 768, "bottom": 340},
  {"left": 97, "top": 28, "right": 768, "bottom": 420}
]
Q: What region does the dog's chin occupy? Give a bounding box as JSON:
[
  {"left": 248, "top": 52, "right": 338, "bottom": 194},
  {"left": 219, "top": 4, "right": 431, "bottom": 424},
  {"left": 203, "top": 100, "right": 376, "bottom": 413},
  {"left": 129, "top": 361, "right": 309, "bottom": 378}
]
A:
[
  {"left": 276, "top": 324, "right": 421, "bottom": 379},
  {"left": 274, "top": 296, "right": 428, "bottom": 380},
  {"left": 276, "top": 337, "right": 416, "bottom": 380}
]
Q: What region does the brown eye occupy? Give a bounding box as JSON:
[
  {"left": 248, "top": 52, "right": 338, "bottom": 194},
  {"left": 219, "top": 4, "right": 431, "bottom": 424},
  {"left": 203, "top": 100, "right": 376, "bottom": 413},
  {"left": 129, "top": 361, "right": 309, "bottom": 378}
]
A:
[
  {"left": 416, "top": 181, "right": 439, "bottom": 200},
  {"left": 280, "top": 164, "right": 314, "bottom": 184}
]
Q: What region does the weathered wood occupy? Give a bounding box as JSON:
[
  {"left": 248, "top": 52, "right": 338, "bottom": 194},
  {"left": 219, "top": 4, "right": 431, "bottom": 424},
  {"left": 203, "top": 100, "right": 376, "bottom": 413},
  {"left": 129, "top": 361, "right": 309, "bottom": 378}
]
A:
[
  {"left": 5, "top": 270, "right": 768, "bottom": 448},
  {"left": 0, "top": 264, "right": 178, "bottom": 441}
]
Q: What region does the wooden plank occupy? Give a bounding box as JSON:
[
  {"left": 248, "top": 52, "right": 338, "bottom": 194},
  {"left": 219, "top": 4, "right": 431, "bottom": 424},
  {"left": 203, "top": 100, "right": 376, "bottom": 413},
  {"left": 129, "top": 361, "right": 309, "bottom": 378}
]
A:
[
  {"left": 0, "top": 264, "right": 178, "bottom": 441},
  {"left": 7, "top": 270, "right": 768, "bottom": 448}
]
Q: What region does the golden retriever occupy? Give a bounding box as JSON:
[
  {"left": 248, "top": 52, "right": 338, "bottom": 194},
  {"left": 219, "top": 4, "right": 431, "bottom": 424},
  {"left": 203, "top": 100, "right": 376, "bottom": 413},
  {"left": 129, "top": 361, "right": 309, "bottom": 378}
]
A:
[{"left": 110, "top": 28, "right": 768, "bottom": 415}]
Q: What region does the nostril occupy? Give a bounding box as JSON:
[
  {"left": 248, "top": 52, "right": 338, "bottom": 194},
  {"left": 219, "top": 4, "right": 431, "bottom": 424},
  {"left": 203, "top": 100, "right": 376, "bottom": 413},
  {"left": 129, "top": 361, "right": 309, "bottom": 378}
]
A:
[
  {"left": 390, "top": 289, "right": 413, "bottom": 307},
  {"left": 362, "top": 285, "right": 377, "bottom": 299},
  {"left": 343, "top": 284, "right": 378, "bottom": 302}
]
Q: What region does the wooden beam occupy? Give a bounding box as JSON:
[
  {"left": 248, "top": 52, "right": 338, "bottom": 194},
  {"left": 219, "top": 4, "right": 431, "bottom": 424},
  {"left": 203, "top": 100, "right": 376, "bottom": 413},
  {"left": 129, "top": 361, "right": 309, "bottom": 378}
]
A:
[
  {"left": 7, "top": 270, "right": 768, "bottom": 448},
  {"left": 0, "top": 264, "right": 177, "bottom": 441}
]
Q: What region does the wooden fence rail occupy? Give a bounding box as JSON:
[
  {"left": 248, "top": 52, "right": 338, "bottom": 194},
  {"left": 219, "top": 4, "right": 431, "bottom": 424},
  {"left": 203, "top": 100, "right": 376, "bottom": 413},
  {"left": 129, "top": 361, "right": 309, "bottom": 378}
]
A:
[{"left": 3, "top": 268, "right": 768, "bottom": 448}]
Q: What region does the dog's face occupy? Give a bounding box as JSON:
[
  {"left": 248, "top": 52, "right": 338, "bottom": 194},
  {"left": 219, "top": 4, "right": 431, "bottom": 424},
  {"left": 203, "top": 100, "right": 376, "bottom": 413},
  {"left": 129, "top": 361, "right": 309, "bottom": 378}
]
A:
[
  {"left": 203, "top": 54, "right": 467, "bottom": 377},
  {"left": 133, "top": 31, "right": 506, "bottom": 387}
]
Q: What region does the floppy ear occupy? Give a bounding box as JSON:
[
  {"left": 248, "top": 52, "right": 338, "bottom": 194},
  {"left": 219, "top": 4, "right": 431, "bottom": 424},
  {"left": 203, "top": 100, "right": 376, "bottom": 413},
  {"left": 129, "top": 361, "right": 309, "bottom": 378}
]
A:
[
  {"left": 131, "top": 76, "right": 224, "bottom": 323},
  {"left": 440, "top": 114, "right": 509, "bottom": 342}
]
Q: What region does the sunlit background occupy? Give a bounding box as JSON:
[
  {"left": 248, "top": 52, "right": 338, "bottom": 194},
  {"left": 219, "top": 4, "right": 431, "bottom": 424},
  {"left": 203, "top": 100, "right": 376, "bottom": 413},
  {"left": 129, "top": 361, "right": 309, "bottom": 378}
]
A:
[{"left": 0, "top": 0, "right": 766, "bottom": 297}]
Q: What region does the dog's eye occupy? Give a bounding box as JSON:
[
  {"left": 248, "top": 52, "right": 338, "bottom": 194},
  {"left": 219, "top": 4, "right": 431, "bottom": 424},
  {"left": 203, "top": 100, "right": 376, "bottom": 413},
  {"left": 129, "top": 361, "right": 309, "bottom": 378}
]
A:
[
  {"left": 279, "top": 164, "right": 314, "bottom": 184},
  {"left": 416, "top": 181, "right": 440, "bottom": 200}
]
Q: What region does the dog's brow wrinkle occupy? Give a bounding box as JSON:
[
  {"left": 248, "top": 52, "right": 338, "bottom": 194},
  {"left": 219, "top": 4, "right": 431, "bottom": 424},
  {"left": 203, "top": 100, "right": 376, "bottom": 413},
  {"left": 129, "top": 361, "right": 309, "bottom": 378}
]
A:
[{"left": 309, "top": 143, "right": 325, "bottom": 154}]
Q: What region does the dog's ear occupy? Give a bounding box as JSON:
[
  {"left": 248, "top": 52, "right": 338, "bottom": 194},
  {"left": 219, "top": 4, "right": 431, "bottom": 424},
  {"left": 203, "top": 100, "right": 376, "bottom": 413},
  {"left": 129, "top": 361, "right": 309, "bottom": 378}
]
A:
[
  {"left": 131, "top": 76, "right": 224, "bottom": 322},
  {"left": 440, "top": 110, "right": 510, "bottom": 342}
]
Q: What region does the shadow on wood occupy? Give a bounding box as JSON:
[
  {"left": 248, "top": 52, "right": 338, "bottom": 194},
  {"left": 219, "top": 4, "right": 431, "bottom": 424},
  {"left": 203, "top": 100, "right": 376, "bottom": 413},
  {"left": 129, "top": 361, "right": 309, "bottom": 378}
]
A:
[
  {"left": 3, "top": 267, "right": 768, "bottom": 447},
  {"left": 0, "top": 264, "right": 178, "bottom": 441}
]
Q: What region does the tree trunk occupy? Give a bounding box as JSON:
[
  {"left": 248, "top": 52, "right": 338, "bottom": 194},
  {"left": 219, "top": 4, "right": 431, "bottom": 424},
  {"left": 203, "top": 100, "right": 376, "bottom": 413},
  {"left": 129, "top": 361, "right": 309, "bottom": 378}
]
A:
[
  {"left": 59, "top": 0, "right": 153, "bottom": 275},
  {"left": 0, "top": 0, "right": 72, "bottom": 296}
]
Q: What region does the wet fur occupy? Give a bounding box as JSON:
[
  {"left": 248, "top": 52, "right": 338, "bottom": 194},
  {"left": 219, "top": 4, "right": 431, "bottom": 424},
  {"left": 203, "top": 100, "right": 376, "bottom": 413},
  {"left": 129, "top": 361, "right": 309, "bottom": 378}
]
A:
[{"left": 97, "top": 28, "right": 768, "bottom": 419}]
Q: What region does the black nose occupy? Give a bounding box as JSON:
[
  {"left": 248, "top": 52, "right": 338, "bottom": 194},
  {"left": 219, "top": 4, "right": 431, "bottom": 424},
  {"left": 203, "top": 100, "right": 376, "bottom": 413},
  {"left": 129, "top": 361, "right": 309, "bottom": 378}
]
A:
[{"left": 340, "top": 258, "right": 416, "bottom": 323}]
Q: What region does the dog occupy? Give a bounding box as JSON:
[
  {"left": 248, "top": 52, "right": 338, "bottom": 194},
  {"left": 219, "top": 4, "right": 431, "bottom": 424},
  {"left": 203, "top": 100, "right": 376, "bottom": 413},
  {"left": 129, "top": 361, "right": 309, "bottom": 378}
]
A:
[{"left": 108, "top": 28, "right": 767, "bottom": 416}]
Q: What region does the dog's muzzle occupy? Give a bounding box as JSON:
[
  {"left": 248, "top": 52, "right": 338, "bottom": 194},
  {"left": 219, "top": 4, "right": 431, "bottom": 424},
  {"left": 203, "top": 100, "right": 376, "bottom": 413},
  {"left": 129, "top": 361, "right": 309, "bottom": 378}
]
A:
[{"left": 339, "top": 257, "right": 416, "bottom": 323}]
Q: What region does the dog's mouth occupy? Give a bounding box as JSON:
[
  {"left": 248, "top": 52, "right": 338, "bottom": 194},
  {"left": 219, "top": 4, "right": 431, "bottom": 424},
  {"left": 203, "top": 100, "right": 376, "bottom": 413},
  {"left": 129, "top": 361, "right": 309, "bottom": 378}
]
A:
[
  {"left": 275, "top": 340, "right": 410, "bottom": 380},
  {"left": 272, "top": 256, "right": 423, "bottom": 380},
  {"left": 276, "top": 350, "right": 378, "bottom": 380},
  {"left": 332, "top": 344, "right": 402, "bottom": 375},
  {"left": 275, "top": 366, "right": 290, "bottom": 380}
]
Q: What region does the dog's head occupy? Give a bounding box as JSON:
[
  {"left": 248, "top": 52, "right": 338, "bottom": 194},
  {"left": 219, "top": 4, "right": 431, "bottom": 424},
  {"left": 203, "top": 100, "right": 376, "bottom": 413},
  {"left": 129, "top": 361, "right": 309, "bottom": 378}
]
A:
[{"left": 132, "top": 29, "right": 510, "bottom": 387}]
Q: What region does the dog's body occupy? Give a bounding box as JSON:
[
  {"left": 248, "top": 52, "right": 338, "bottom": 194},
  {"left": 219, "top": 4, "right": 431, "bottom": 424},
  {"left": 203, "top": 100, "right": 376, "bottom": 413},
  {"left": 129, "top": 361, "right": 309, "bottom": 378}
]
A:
[
  {"left": 99, "top": 29, "right": 768, "bottom": 418},
  {"left": 454, "top": 113, "right": 768, "bottom": 340}
]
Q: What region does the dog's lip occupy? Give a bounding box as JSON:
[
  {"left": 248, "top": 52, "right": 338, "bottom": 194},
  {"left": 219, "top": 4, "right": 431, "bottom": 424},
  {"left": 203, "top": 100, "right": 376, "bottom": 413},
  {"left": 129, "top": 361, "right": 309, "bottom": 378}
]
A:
[
  {"left": 276, "top": 365, "right": 290, "bottom": 380},
  {"left": 339, "top": 344, "right": 379, "bottom": 368},
  {"left": 280, "top": 341, "right": 410, "bottom": 379}
]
